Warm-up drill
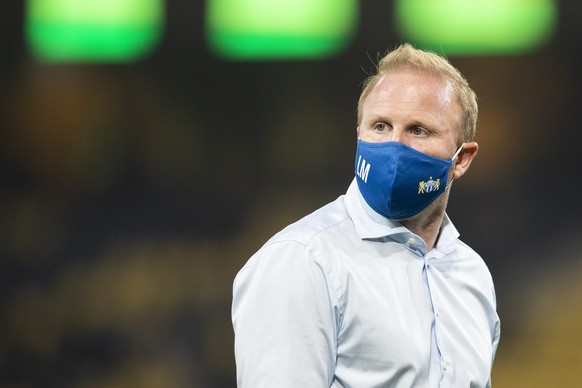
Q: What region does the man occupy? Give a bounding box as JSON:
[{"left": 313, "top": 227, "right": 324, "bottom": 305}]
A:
[{"left": 232, "top": 44, "right": 500, "bottom": 387}]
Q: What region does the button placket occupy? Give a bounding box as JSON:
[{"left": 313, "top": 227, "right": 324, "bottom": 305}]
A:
[{"left": 424, "top": 254, "right": 449, "bottom": 381}]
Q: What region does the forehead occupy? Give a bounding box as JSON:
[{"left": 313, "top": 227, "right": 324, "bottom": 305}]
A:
[
  {"left": 363, "top": 71, "right": 461, "bottom": 126},
  {"left": 368, "top": 71, "right": 454, "bottom": 105}
]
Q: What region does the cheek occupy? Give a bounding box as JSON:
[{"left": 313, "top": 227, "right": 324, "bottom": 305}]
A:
[
  {"left": 407, "top": 142, "right": 437, "bottom": 156},
  {"left": 358, "top": 129, "right": 384, "bottom": 143},
  {"left": 358, "top": 131, "right": 374, "bottom": 142},
  {"left": 426, "top": 139, "right": 458, "bottom": 160}
]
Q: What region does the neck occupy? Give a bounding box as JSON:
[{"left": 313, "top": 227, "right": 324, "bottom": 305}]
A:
[{"left": 401, "top": 193, "right": 449, "bottom": 252}]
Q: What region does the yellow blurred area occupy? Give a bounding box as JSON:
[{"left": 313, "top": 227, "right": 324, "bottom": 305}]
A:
[
  {"left": 493, "top": 257, "right": 582, "bottom": 386},
  {"left": 4, "top": 242, "right": 234, "bottom": 387}
]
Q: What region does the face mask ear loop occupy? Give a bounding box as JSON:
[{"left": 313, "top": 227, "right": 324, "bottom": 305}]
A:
[
  {"left": 446, "top": 143, "right": 465, "bottom": 190},
  {"left": 451, "top": 143, "right": 465, "bottom": 162}
]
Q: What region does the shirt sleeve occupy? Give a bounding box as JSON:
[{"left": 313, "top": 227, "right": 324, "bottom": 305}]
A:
[
  {"left": 232, "top": 240, "right": 338, "bottom": 387},
  {"left": 487, "top": 283, "right": 501, "bottom": 388}
]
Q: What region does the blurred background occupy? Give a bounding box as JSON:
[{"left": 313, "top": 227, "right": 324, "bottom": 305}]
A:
[{"left": 1, "top": 0, "right": 582, "bottom": 387}]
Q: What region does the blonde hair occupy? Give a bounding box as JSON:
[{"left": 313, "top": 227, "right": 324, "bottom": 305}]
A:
[{"left": 357, "top": 43, "right": 478, "bottom": 144}]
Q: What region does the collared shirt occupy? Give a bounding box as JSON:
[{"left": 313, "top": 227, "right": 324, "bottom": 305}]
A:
[{"left": 232, "top": 179, "right": 500, "bottom": 387}]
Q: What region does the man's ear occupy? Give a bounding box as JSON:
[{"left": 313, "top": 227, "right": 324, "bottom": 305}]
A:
[{"left": 453, "top": 142, "right": 478, "bottom": 180}]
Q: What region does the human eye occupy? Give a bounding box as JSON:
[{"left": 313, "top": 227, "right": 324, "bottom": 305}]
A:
[
  {"left": 410, "top": 126, "right": 428, "bottom": 136},
  {"left": 374, "top": 123, "right": 390, "bottom": 132}
]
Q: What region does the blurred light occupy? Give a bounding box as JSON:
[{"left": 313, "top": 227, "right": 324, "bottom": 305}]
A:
[
  {"left": 395, "top": 0, "right": 558, "bottom": 55},
  {"left": 206, "top": 0, "right": 358, "bottom": 60},
  {"left": 26, "top": 0, "right": 164, "bottom": 63}
]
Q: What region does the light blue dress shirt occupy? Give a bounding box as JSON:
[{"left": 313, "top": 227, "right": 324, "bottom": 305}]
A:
[{"left": 232, "top": 179, "right": 500, "bottom": 387}]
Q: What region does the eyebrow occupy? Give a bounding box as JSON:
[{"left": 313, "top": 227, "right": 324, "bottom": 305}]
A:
[{"left": 364, "top": 112, "right": 440, "bottom": 131}]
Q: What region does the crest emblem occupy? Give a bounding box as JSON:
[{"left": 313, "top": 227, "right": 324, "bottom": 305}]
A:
[{"left": 418, "top": 177, "right": 440, "bottom": 194}]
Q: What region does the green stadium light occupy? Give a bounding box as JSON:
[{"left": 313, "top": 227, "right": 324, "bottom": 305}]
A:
[
  {"left": 26, "top": 0, "right": 164, "bottom": 63},
  {"left": 206, "top": 0, "right": 359, "bottom": 60},
  {"left": 395, "top": 0, "right": 558, "bottom": 55}
]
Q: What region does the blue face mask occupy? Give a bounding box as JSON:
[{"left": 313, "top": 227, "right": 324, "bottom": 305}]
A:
[{"left": 355, "top": 140, "right": 463, "bottom": 220}]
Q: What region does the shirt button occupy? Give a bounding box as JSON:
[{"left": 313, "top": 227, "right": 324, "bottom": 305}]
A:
[
  {"left": 406, "top": 237, "right": 416, "bottom": 245},
  {"left": 441, "top": 361, "right": 448, "bottom": 371}
]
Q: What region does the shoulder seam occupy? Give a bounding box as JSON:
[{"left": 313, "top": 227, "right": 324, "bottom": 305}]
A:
[{"left": 266, "top": 215, "right": 353, "bottom": 249}]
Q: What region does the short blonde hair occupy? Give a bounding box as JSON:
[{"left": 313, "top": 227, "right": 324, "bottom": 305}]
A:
[{"left": 357, "top": 43, "right": 478, "bottom": 144}]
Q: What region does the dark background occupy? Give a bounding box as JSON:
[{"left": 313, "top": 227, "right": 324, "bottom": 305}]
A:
[{"left": 2, "top": 1, "right": 582, "bottom": 387}]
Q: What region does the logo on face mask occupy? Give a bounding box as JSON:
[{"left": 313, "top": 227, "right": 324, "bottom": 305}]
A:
[{"left": 418, "top": 177, "right": 441, "bottom": 194}]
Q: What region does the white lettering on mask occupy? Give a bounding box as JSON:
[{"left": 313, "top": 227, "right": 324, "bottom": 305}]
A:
[{"left": 356, "top": 155, "right": 371, "bottom": 183}]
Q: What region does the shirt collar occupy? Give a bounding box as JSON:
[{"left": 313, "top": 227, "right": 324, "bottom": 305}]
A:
[
  {"left": 345, "top": 179, "right": 409, "bottom": 239},
  {"left": 344, "top": 179, "right": 460, "bottom": 255}
]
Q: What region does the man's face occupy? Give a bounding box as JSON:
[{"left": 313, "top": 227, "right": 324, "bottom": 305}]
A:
[{"left": 358, "top": 70, "right": 461, "bottom": 160}]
